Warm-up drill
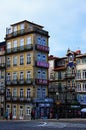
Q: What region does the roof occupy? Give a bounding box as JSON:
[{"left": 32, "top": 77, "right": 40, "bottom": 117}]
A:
[
  {"left": 48, "top": 55, "right": 59, "bottom": 60},
  {"left": 11, "top": 20, "right": 43, "bottom": 28},
  {"left": 0, "top": 41, "right": 6, "bottom": 46},
  {"left": 76, "top": 54, "right": 86, "bottom": 58}
]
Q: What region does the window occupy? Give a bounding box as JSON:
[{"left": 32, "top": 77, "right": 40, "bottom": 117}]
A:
[
  {"left": 13, "top": 106, "right": 16, "bottom": 117},
  {"left": 7, "top": 57, "right": 10, "bottom": 67},
  {"left": 13, "top": 56, "right": 17, "bottom": 66},
  {"left": 13, "top": 26, "right": 17, "bottom": 36},
  {"left": 76, "top": 59, "right": 80, "bottom": 64},
  {"left": 42, "top": 87, "right": 46, "bottom": 99},
  {"left": 7, "top": 42, "right": 11, "bottom": 49},
  {"left": 7, "top": 73, "right": 11, "bottom": 80},
  {"left": 19, "top": 106, "right": 23, "bottom": 117},
  {"left": 37, "top": 53, "right": 41, "bottom": 61},
  {"left": 20, "top": 89, "right": 24, "bottom": 98},
  {"left": 42, "top": 54, "right": 46, "bottom": 61},
  {"left": 27, "top": 88, "right": 30, "bottom": 98},
  {"left": 26, "top": 71, "right": 31, "bottom": 79},
  {"left": 77, "top": 83, "right": 81, "bottom": 91},
  {"left": 20, "top": 24, "right": 24, "bottom": 30},
  {"left": 37, "top": 87, "right": 41, "bottom": 98},
  {"left": 83, "top": 70, "right": 86, "bottom": 79},
  {"left": 20, "top": 38, "right": 24, "bottom": 46},
  {"left": 76, "top": 70, "right": 81, "bottom": 79},
  {"left": 6, "top": 89, "right": 10, "bottom": 97},
  {"left": 13, "top": 40, "right": 17, "bottom": 48},
  {"left": 13, "top": 26, "right": 17, "bottom": 32},
  {"left": 37, "top": 70, "right": 41, "bottom": 79},
  {"left": 27, "top": 54, "right": 31, "bottom": 64},
  {"left": 41, "top": 37, "right": 46, "bottom": 45},
  {"left": 26, "top": 37, "right": 31, "bottom": 45},
  {"left": 82, "top": 58, "right": 86, "bottom": 64},
  {"left": 6, "top": 105, "right": 10, "bottom": 115},
  {"left": 13, "top": 40, "right": 17, "bottom": 52},
  {"left": 68, "top": 55, "right": 73, "bottom": 62},
  {"left": 20, "top": 55, "right": 24, "bottom": 65},
  {"left": 13, "top": 88, "right": 17, "bottom": 97},
  {"left": 20, "top": 72, "right": 24, "bottom": 79},
  {"left": 13, "top": 72, "right": 17, "bottom": 80},
  {"left": 26, "top": 107, "right": 30, "bottom": 115},
  {"left": 42, "top": 71, "right": 46, "bottom": 79},
  {"left": 83, "top": 83, "right": 86, "bottom": 91},
  {"left": 37, "top": 36, "right": 41, "bottom": 44}
]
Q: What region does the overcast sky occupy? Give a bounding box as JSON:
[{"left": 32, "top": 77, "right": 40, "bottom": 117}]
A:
[{"left": 0, "top": 0, "right": 86, "bottom": 57}]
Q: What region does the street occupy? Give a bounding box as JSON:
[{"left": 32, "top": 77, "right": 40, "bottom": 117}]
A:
[{"left": 0, "top": 119, "right": 86, "bottom": 130}]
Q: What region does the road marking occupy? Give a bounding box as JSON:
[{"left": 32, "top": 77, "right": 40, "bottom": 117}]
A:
[{"left": 38, "top": 122, "right": 47, "bottom": 127}]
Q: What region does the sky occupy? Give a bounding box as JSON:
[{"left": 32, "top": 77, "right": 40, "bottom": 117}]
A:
[{"left": 0, "top": 0, "right": 86, "bottom": 57}]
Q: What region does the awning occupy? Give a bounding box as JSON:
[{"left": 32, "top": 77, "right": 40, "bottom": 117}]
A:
[{"left": 81, "top": 108, "right": 86, "bottom": 113}]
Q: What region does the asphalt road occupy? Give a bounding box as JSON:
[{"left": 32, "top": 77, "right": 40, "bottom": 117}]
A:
[{"left": 0, "top": 119, "right": 86, "bottom": 130}]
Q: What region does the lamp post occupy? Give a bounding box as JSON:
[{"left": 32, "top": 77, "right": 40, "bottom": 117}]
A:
[{"left": 56, "top": 92, "right": 59, "bottom": 119}]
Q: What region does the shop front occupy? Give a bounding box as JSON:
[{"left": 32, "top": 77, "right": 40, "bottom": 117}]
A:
[{"left": 33, "top": 98, "right": 54, "bottom": 119}]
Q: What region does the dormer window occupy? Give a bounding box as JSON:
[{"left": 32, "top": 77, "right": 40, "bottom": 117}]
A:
[{"left": 68, "top": 55, "right": 73, "bottom": 62}]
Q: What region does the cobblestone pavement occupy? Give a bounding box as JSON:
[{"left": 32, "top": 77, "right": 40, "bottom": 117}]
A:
[{"left": 0, "top": 119, "right": 86, "bottom": 130}]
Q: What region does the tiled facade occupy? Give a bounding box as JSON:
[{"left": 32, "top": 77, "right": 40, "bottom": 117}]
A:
[{"left": 5, "top": 20, "right": 49, "bottom": 119}]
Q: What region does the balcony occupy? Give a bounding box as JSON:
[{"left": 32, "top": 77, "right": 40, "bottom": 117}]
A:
[
  {"left": 0, "top": 89, "right": 5, "bottom": 94},
  {"left": 35, "top": 61, "right": 49, "bottom": 68},
  {"left": 35, "top": 44, "right": 49, "bottom": 53},
  {"left": 35, "top": 78, "right": 49, "bottom": 85},
  {"left": 6, "top": 96, "right": 32, "bottom": 103},
  {"left": 6, "top": 80, "right": 11, "bottom": 85},
  {"left": 6, "top": 44, "right": 33, "bottom": 54},
  {"left": 11, "top": 79, "right": 18, "bottom": 85},
  {"left": 64, "top": 73, "right": 75, "bottom": 79},
  {"left": 26, "top": 78, "right": 32, "bottom": 84},
  {"left": 6, "top": 78, "right": 33, "bottom": 86},
  {"left": 6, "top": 27, "right": 48, "bottom": 40},
  {"left": 19, "top": 79, "right": 25, "bottom": 84}
]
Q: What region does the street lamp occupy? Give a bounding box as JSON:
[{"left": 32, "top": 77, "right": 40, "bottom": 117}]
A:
[{"left": 55, "top": 92, "right": 59, "bottom": 119}]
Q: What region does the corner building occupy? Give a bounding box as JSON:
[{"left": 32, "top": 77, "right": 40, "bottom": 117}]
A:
[{"left": 5, "top": 20, "right": 49, "bottom": 119}]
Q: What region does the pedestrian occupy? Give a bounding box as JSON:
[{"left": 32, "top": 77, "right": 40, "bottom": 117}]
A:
[
  {"left": 31, "top": 110, "right": 35, "bottom": 120},
  {"left": 5, "top": 111, "right": 8, "bottom": 120},
  {"left": 9, "top": 112, "right": 12, "bottom": 120}
]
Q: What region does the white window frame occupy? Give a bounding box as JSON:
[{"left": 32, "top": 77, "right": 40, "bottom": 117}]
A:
[
  {"left": 7, "top": 42, "right": 11, "bottom": 49},
  {"left": 26, "top": 71, "right": 31, "bottom": 79},
  {"left": 13, "top": 40, "right": 17, "bottom": 48},
  {"left": 20, "top": 55, "right": 24, "bottom": 65},
  {"left": 20, "top": 38, "right": 24, "bottom": 46},
  {"left": 27, "top": 88, "right": 30, "bottom": 98},
  {"left": 13, "top": 88, "right": 17, "bottom": 97},
  {"left": 13, "top": 72, "right": 17, "bottom": 80},
  {"left": 27, "top": 54, "right": 31, "bottom": 64},
  {"left": 26, "top": 37, "right": 31, "bottom": 45},
  {"left": 20, "top": 71, "right": 24, "bottom": 79},
  {"left": 13, "top": 56, "right": 17, "bottom": 66}
]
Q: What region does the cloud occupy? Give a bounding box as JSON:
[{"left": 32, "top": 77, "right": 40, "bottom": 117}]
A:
[{"left": 0, "top": 0, "right": 86, "bottom": 56}]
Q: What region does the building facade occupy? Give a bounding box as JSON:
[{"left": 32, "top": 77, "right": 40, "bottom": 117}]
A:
[
  {"left": 48, "top": 49, "right": 81, "bottom": 118},
  {"left": 76, "top": 53, "right": 86, "bottom": 107},
  {"left": 0, "top": 41, "right": 6, "bottom": 117},
  {"left": 5, "top": 20, "right": 50, "bottom": 119}
]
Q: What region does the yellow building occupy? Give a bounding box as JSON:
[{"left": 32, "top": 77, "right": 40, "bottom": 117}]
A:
[{"left": 5, "top": 20, "right": 49, "bottom": 119}]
